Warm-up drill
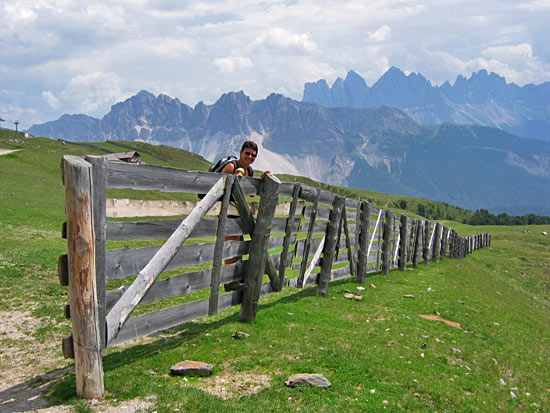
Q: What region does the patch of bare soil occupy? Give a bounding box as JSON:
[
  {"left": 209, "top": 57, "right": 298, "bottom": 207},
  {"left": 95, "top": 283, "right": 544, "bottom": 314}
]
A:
[
  {"left": 185, "top": 366, "right": 272, "bottom": 400},
  {"left": 0, "top": 310, "right": 70, "bottom": 412},
  {"left": 0, "top": 310, "right": 155, "bottom": 412},
  {"left": 0, "top": 148, "right": 20, "bottom": 155},
  {"left": 418, "top": 314, "right": 464, "bottom": 330}
]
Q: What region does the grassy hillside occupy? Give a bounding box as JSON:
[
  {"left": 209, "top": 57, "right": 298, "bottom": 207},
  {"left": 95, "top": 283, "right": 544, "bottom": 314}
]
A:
[{"left": 1, "top": 131, "right": 549, "bottom": 412}]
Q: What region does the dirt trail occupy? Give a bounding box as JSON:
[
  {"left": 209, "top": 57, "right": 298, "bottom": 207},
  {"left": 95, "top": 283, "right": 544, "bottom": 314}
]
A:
[{"left": 0, "top": 148, "right": 21, "bottom": 155}]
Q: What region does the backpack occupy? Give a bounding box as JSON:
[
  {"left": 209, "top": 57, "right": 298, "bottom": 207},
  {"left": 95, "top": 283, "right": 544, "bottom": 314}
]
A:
[
  {"left": 199, "top": 156, "right": 254, "bottom": 199},
  {"left": 209, "top": 155, "right": 254, "bottom": 177}
]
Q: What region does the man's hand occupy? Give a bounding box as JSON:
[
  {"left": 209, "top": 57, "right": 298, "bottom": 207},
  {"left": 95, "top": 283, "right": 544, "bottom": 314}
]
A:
[{"left": 260, "top": 170, "right": 272, "bottom": 179}]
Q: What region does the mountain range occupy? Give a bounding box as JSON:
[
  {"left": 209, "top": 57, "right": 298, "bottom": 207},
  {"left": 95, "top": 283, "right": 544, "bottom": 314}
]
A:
[
  {"left": 28, "top": 71, "right": 550, "bottom": 215},
  {"left": 303, "top": 67, "right": 550, "bottom": 142}
]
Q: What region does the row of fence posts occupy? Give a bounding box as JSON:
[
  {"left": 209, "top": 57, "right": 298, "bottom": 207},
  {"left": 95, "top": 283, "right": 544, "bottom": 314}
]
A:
[{"left": 293, "top": 196, "right": 490, "bottom": 299}]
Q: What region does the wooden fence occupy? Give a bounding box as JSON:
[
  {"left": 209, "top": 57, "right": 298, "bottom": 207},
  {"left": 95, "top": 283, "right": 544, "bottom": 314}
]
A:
[{"left": 58, "top": 155, "right": 490, "bottom": 398}]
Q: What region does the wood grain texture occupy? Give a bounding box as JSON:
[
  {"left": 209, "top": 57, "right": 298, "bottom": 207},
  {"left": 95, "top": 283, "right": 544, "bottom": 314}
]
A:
[{"left": 62, "top": 155, "right": 104, "bottom": 398}]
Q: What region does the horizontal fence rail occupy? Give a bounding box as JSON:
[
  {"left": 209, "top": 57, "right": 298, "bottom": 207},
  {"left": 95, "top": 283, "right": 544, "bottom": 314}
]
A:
[{"left": 59, "top": 155, "right": 490, "bottom": 398}]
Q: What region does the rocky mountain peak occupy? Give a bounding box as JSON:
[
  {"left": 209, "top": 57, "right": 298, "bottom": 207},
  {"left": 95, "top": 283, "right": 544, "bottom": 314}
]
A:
[{"left": 302, "top": 67, "right": 550, "bottom": 141}]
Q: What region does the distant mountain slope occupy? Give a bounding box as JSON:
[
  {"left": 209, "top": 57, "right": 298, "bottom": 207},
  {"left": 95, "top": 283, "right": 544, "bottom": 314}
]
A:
[
  {"left": 28, "top": 90, "right": 550, "bottom": 215},
  {"left": 303, "top": 68, "right": 550, "bottom": 142}
]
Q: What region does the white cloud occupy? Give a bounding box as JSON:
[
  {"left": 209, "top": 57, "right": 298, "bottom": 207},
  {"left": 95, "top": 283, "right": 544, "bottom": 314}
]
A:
[
  {"left": 42, "top": 91, "right": 61, "bottom": 109},
  {"left": 516, "top": 0, "right": 550, "bottom": 10},
  {"left": 213, "top": 56, "right": 253, "bottom": 73},
  {"left": 369, "top": 25, "right": 391, "bottom": 42},
  {"left": 482, "top": 43, "right": 534, "bottom": 62},
  {"left": 254, "top": 27, "right": 317, "bottom": 53}
]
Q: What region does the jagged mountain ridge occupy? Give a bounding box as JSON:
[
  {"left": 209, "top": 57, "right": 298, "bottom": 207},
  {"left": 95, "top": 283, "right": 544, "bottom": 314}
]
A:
[
  {"left": 28, "top": 89, "right": 550, "bottom": 215},
  {"left": 303, "top": 67, "right": 550, "bottom": 142}
]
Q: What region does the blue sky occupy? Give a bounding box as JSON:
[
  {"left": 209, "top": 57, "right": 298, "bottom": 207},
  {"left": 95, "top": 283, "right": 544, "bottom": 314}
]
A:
[{"left": 1, "top": 0, "right": 549, "bottom": 130}]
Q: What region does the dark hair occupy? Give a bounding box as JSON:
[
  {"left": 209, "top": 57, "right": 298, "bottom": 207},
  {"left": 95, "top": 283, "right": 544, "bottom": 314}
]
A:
[{"left": 241, "top": 141, "right": 258, "bottom": 153}]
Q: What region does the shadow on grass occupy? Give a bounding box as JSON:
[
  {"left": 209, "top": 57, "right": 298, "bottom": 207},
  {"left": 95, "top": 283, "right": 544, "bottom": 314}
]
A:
[{"left": 45, "top": 283, "right": 322, "bottom": 404}]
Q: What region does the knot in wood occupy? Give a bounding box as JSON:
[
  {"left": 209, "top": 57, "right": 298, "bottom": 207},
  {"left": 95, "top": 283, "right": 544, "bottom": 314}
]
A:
[{"left": 75, "top": 237, "right": 90, "bottom": 257}]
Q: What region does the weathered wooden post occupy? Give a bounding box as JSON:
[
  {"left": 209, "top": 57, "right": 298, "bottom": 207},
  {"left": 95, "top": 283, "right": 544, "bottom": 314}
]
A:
[
  {"left": 412, "top": 219, "right": 422, "bottom": 268},
  {"left": 408, "top": 219, "right": 416, "bottom": 264},
  {"left": 209, "top": 175, "right": 234, "bottom": 315},
  {"left": 298, "top": 188, "right": 320, "bottom": 287},
  {"left": 432, "top": 223, "right": 442, "bottom": 262},
  {"left": 448, "top": 230, "right": 455, "bottom": 258},
  {"left": 62, "top": 155, "right": 104, "bottom": 399},
  {"left": 356, "top": 201, "right": 370, "bottom": 283},
  {"left": 240, "top": 174, "right": 281, "bottom": 321},
  {"left": 382, "top": 209, "right": 393, "bottom": 275},
  {"left": 317, "top": 196, "right": 345, "bottom": 296},
  {"left": 488, "top": 234, "right": 491, "bottom": 247},
  {"left": 278, "top": 184, "right": 301, "bottom": 291},
  {"left": 440, "top": 226, "right": 448, "bottom": 260},
  {"left": 342, "top": 203, "right": 356, "bottom": 277},
  {"left": 84, "top": 155, "right": 107, "bottom": 350},
  {"left": 398, "top": 214, "right": 408, "bottom": 270},
  {"left": 422, "top": 221, "right": 430, "bottom": 263},
  {"left": 353, "top": 201, "right": 362, "bottom": 275}
]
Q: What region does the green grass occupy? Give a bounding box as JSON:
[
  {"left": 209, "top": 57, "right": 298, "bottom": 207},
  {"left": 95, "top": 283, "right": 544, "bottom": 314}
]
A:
[
  {"left": 1, "top": 130, "right": 549, "bottom": 411},
  {"left": 47, "top": 224, "right": 550, "bottom": 411}
]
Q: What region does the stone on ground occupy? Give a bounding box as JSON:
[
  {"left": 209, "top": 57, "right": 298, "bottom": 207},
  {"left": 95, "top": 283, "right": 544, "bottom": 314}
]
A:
[
  {"left": 285, "top": 373, "right": 331, "bottom": 388},
  {"left": 170, "top": 360, "right": 213, "bottom": 377}
]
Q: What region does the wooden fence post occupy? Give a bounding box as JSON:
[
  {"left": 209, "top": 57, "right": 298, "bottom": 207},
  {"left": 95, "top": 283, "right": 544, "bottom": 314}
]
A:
[
  {"left": 408, "top": 219, "right": 416, "bottom": 264},
  {"left": 62, "top": 155, "right": 104, "bottom": 399},
  {"left": 412, "top": 219, "right": 422, "bottom": 268},
  {"left": 317, "top": 196, "right": 345, "bottom": 296},
  {"left": 342, "top": 204, "right": 356, "bottom": 277},
  {"left": 240, "top": 174, "right": 281, "bottom": 322},
  {"left": 298, "top": 188, "right": 320, "bottom": 287},
  {"left": 209, "top": 175, "right": 234, "bottom": 315},
  {"left": 423, "top": 221, "right": 430, "bottom": 263},
  {"left": 440, "top": 226, "right": 448, "bottom": 260},
  {"left": 277, "top": 184, "right": 301, "bottom": 291},
  {"left": 399, "top": 215, "right": 408, "bottom": 270},
  {"left": 432, "top": 223, "right": 442, "bottom": 262},
  {"left": 353, "top": 201, "right": 362, "bottom": 275},
  {"left": 356, "top": 201, "right": 370, "bottom": 283},
  {"left": 84, "top": 155, "right": 107, "bottom": 350},
  {"left": 382, "top": 209, "right": 393, "bottom": 275},
  {"left": 231, "top": 177, "right": 279, "bottom": 289}
]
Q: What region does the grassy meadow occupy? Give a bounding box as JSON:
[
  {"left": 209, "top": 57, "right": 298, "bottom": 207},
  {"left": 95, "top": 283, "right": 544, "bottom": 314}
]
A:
[{"left": 0, "top": 130, "right": 549, "bottom": 412}]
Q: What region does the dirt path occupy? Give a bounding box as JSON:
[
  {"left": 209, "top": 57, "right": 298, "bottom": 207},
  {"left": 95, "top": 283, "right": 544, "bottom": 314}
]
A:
[
  {"left": 0, "top": 148, "right": 21, "bottom": 155},
  {"left": 0, "top": 310, "right": 153, "bottom": 412}
]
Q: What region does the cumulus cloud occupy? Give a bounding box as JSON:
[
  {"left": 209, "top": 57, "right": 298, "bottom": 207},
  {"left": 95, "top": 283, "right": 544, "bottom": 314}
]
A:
[
  {"left": 483, "top": 43, "right": 534, "bottom": 62},
  {"left": 254, "top": 27, "right": 317, "bottom": 53},
  {"left": 42, "top": 91, "right": 61, "bottom": 109},
  {"left": 369, "top": 25, "right": 391, "bottom": 42},
  {"left": 213, "top": 56, "right": 253, "bottom": 73}
]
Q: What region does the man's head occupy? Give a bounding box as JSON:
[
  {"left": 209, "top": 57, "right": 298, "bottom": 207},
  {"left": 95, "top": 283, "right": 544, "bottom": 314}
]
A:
[{"left": 239, "top": 141, "right": 258, "bottom": 166}]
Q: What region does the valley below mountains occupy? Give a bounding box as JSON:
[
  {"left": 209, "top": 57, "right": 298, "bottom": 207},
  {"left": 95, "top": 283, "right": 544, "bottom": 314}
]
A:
[{"left": 29, "top": 84, "right": 550, "bottom": 215}]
